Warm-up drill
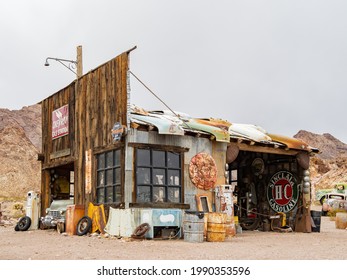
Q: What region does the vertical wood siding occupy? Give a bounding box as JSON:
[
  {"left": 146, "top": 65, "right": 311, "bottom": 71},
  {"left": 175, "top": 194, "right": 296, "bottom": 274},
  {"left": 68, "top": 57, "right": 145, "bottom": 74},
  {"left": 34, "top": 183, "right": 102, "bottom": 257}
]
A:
[{"left": 41, "top": 52, "right": 129, "bottom": 213}]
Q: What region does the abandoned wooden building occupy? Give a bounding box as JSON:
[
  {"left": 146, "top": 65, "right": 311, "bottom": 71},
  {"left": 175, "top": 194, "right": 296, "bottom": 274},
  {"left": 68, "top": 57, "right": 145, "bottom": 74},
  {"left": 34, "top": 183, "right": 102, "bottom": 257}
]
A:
[{"left": 39, "top": 48, "right": 319, "bottom": 238}]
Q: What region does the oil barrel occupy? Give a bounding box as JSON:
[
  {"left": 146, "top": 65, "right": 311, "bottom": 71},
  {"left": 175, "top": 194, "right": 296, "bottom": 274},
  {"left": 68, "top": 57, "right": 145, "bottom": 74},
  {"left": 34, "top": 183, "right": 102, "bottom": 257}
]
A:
[
  {"left": 207, "top": 213, "right": 227, "bottom": 242},
  {"left": 225, "top": 216, "right": 236, "bottom": 240},
  {"left": 183, "top": 211, "right": 205, "bottom": 243}
]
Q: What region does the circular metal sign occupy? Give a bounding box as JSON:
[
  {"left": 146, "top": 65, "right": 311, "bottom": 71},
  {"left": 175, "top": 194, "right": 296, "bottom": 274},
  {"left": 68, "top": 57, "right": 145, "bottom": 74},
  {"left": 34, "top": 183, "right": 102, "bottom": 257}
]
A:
[
  {"left": 189, "top": 153, "right": 217, "bottom": 190},
  {"left": 267, "top": 171, "right": 299, "bottom": 213}
]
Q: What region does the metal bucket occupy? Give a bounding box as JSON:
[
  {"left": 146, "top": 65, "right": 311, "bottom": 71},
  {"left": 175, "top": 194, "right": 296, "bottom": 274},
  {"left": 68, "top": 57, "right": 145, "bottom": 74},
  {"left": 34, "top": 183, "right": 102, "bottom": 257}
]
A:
[
  {"left": 183, "top": 211, "right": 205, "bottom": 243},
  {"left": 207, "top": 213, "right": 227, "bottom": 242},
  {"left": 335, "top": 212, "right": 347, "bottom": 229},
  {"left": 310, "top": 210, "right": 322, "bottom": 232}
]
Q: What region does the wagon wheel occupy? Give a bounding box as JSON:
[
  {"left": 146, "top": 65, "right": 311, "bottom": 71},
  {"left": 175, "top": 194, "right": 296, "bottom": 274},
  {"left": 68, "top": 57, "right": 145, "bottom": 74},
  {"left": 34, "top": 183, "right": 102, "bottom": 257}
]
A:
[{"left": 131, "top": 223, "right": 150, "bottom": 238}]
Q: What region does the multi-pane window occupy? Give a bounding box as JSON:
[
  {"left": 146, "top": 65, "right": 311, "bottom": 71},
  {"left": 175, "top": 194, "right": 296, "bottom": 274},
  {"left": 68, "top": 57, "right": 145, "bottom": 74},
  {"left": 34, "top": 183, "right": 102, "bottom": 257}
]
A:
[
  {"left": 96, "top": 149, "right": 121, "bottom": 204},
  {"left": 136, "top": 148, "right": 182, "bottom": 203}
]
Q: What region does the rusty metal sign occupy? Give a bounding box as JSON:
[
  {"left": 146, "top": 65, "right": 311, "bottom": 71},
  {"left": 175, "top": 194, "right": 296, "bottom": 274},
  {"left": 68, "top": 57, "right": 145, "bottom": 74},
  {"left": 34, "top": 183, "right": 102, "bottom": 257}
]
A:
[{"left": 189, "top": 153, "right": 217, "bottom": 190}]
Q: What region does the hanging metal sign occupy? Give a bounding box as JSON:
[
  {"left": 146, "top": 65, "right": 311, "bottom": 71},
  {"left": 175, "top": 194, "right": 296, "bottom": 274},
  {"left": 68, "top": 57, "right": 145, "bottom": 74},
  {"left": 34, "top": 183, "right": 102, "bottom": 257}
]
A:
[
  {"left": 267, "top": 171, "right": 299, "bottom": 213},
  {"left": 52, "top": 105, "right": 69, "bottom": 140},
  {"left": 111, "top": 122, "right": 124, "bottom": 141}
]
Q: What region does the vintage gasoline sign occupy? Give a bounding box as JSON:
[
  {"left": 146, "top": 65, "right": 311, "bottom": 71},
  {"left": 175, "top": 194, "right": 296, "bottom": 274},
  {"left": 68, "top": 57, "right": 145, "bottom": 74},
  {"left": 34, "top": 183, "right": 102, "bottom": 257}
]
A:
[
  {"left": 267, "top": 171, "right": 299, "bottom": 213},
  {"left": 52, "top": 105, "right": 69, "bottom": 140}
]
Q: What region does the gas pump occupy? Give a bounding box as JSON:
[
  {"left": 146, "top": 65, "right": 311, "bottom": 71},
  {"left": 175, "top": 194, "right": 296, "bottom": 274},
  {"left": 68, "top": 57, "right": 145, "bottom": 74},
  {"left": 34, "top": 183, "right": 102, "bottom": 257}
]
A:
[{"left": 214, "top": 185, "right": 236, "bottom": 238}]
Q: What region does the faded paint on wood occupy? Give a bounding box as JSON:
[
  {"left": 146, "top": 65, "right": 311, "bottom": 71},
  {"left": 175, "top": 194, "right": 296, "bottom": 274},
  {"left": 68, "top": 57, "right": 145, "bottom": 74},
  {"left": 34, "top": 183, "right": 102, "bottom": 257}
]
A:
[{"left": 41, "top": 51, "right": 130, "bottom": 214}]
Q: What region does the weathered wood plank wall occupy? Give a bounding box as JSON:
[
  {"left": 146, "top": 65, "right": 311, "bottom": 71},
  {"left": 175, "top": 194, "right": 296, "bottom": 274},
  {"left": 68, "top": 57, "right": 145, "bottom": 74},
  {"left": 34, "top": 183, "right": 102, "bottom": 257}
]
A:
[{"left": 41, "top": 51, "right": 129, "bottom": 214}]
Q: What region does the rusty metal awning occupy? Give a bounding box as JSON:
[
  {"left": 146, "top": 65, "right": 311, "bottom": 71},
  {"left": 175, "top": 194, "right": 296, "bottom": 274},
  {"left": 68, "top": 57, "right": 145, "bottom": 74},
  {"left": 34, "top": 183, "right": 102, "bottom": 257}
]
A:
[{"left": 129, "top": 105, "right": 319, "bottom": 154}]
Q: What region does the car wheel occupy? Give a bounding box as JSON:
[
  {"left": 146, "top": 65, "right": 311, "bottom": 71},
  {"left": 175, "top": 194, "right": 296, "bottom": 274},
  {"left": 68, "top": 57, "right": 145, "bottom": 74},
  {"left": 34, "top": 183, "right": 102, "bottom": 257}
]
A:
[
  {"left": 17, "top": 216, "right": 31, "bottom": 231},
  {"left": 320, "top": 196, "right": 326, "bottom": 205},
  {"left": 76, "top": 216, "right": 92, "bottom": 236},
  {"left": 14, "top": 224, "right": 20, "bottom": 231}
]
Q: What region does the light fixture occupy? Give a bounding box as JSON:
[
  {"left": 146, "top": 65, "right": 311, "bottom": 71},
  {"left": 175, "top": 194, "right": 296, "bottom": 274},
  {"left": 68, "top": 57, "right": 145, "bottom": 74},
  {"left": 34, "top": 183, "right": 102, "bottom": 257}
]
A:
[{"left": 44, "top": 57, "right": 78, "bottom": 75}]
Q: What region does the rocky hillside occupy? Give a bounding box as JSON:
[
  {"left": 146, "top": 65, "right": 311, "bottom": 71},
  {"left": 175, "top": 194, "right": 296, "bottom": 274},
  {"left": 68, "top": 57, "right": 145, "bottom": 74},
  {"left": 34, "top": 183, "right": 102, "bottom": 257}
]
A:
[
  {"left": 0, "top": 104, "right": 41, "bottom": 199},
  {"left": 294, "top": 130, "right": 347, "bottom": 191}
]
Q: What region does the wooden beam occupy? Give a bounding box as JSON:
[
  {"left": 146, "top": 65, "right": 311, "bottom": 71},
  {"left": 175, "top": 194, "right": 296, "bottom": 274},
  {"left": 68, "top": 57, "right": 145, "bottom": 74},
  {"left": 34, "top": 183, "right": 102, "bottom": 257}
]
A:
[{"left": 237, "top": 143, "right": 299, "bottom": 156}]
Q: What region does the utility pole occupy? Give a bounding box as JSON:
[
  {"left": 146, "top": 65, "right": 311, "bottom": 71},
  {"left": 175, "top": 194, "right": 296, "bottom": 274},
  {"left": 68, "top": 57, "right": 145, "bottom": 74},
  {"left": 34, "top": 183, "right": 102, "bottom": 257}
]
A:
[{"left": 76, "top": 45, "right": 83, "bottom": 79}]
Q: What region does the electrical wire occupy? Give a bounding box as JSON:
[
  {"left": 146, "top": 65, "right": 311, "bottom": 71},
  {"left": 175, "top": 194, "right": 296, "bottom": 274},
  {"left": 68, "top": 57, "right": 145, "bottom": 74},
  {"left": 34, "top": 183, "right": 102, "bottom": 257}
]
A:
[{"left": 129, "top": 70, "right": 192, "bottom": 130}]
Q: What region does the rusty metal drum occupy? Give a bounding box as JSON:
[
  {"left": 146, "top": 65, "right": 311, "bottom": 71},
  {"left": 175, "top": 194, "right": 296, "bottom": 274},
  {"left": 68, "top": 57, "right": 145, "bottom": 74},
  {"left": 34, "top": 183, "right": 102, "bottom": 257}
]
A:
[
  {"left": 183, "top": 211, "right": 205, "bottom": 243},
  {"left": 207, "top": 213, "right": 227, "bottom": 242},
  {"left": 225, "top": 216, "right": 236, "bottom": 240},
  {"left": 335, "top": 212, "right": 347, "bottom": 229}
]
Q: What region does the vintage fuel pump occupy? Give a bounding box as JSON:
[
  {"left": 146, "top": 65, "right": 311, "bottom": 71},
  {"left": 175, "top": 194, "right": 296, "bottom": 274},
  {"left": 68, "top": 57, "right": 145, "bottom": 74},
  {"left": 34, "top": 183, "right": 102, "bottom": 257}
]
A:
[
  {"left": 214, "top": 185, "right": 234, "bottom": 215},
  {"left": 214, "top": 184, "right": 236, "bottom": 238}
]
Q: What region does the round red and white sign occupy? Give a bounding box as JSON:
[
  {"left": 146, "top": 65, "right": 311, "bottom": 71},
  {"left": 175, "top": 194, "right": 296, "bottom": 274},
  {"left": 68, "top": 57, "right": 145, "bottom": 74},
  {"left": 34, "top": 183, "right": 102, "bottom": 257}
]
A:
[{"left": 267, "top": 171, "right": 299, "bottom": 213}]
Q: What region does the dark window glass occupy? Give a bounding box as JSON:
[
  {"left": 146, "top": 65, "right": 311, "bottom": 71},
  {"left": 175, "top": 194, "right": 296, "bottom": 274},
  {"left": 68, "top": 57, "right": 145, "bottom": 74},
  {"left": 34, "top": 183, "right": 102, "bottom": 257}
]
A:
[
  {"left": 168, "top": 170, "right": 180, "bottom": 186},
  {"left": 135, "top": 148, "right": 182, "bottom": 203},
  {"left": 153, "top": 168, "right": 165, "bottom": 185},
  {"left": 153, "top": 150, "right": 165, "bottom": 167},
  {"left": 168, "top": 152, "right": 180, "bottom": 168},
  {"left": 137, "top": 186, "right": 151, "bottom": 203},
  {"left": 96, "top": 149, "right": 122, "bottom": 204},
  {"left": 168, "top": 187, "right": 180, "bottom": 203},
  {"left": 153, "top": 187, "right": 166, "bottom": 203},
  {"left": 98, "top": 154, "right": 105, "bottom": 169},
  {"left": 137, "top": 149, "right": 150, "bottom": 166},
  {"left": 136, "top": 167, "right": 151, "bottom": 184}
]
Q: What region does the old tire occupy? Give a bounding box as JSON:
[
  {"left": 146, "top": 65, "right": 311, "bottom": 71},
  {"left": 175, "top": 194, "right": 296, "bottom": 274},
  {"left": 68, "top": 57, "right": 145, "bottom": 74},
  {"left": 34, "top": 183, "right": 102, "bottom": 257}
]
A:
[
  {"left": 17, "top": 216, "right": 31, "bottom": 231},
  {"left": 14, "top": 224, "right": 20, "bottom": 231},
  {"left": 240, "top": 217, "right": 261, "bottom": 231},
  {"left": 132, "top": 223, "right": 150, "bottom": 238},
  {"left": 76, "top": 216, "right": 92, "bottom": 236}
]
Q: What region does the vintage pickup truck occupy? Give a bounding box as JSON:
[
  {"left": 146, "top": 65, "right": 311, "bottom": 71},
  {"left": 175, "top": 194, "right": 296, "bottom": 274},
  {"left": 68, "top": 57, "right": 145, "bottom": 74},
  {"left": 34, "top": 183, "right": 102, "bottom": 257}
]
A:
[
  {"left": 317, "top": 183, "right": 347, "bottom": 216},
  {"left": 40, "top": 198, "right": 74, "bottom": 233}
]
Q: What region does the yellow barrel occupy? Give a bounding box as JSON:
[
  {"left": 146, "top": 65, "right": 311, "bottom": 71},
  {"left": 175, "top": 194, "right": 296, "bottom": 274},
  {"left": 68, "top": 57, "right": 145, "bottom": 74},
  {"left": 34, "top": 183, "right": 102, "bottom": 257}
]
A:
[
  {"left": 335, "top": 212, "right": 347, "bottom": 229},
  {"left": 207, "top": 213, "right": 227, "bottom": 242}
]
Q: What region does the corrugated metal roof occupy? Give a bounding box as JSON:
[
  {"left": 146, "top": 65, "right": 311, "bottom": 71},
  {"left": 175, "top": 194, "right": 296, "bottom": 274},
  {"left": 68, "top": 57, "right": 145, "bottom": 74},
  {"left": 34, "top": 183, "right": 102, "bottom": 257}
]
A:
[{"left": 129, "top": 105, "right": 318, "bottom": 153}]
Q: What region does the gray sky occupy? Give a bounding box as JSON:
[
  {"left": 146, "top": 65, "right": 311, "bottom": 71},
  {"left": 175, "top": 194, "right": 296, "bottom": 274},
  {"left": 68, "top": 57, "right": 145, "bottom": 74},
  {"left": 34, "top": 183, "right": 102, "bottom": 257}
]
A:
[{"left": 1, "top": 0, "right": 347, "bottom": 143}]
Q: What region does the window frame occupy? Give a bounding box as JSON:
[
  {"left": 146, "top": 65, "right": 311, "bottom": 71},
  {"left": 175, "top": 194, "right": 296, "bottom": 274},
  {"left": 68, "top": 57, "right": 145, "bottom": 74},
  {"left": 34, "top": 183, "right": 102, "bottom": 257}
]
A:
[
  {"left": 134, "top": 146, "right": 185, "bottom": 205},
  {"left": 95, "top": 147, "right": 124, "bottom": 207}
]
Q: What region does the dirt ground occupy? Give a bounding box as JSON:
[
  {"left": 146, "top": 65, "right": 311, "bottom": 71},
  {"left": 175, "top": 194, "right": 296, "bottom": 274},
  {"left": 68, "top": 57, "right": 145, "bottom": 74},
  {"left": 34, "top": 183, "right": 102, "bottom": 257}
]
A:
[{"left": 1, "top": 206, "right": 347, "bottom": 260}]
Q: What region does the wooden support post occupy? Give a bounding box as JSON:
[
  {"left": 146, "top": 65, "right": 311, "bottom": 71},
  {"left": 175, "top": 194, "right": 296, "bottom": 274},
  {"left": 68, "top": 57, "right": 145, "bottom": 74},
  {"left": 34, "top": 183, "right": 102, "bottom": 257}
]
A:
[{"left": 76, "top": 45, "right": 83, "bottom": 79}]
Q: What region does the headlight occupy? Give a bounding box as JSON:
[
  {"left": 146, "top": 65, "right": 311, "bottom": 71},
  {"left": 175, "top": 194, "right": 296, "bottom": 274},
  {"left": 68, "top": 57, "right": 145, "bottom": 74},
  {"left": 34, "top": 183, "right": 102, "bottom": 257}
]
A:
[{"left": 60, "top": 210, "right": 65, "bottom": 215}]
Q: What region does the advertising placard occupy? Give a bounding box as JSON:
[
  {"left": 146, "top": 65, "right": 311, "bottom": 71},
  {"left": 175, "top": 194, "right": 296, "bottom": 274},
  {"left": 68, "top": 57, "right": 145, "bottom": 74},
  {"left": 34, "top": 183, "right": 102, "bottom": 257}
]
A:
[{"left": 52, "top": 105, "right": 69, "bottom": 140}]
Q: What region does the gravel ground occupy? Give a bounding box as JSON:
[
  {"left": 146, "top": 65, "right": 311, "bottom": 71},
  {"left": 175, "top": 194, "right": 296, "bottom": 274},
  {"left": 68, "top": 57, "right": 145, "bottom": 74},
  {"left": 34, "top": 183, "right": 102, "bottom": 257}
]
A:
[{"left": 1, "top": 207, "right": 347, "bottom": 260}]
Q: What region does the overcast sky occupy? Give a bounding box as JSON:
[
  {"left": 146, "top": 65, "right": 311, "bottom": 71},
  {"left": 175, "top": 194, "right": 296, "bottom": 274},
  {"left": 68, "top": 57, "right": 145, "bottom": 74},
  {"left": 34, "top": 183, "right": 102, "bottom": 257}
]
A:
[{"left": 1, "top": 0, "right": 347, "bottom": 143}]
